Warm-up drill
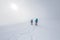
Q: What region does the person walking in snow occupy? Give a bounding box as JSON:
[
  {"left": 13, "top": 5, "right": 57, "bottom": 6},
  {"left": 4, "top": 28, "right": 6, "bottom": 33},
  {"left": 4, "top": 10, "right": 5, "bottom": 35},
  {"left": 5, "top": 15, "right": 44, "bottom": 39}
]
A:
[
  {"left": 31, "top": 19, "right": 33, "bottom": 25},
  {"left": 35, "top": 18, "right": 38, "bottom": 26}
]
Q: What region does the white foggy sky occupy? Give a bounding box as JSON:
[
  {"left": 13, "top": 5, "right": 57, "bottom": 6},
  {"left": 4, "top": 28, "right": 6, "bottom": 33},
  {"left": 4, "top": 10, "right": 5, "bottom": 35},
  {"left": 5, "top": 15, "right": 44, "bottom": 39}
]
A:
[
  {"left": 0, "top": 0, "right": 33, "bottom": 25},
  {"left": 0, "top": 0, "right": 60, "bottom": 25}
]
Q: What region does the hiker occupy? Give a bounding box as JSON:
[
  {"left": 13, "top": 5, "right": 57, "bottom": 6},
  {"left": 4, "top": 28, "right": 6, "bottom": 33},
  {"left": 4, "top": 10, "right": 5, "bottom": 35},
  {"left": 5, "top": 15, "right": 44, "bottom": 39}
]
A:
[
  {"left": 31, "top": 19, "right": 33, "bottom": 25},
  {"left": 35, "top": 18, "right": 38, "bottom": 25}
]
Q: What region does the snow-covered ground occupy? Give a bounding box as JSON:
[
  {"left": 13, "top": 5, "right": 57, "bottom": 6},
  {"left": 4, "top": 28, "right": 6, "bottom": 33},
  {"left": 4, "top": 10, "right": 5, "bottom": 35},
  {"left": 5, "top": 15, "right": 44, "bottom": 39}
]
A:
[
  {"left": 0, "top": 22, "right": 49, "bottom": 40},
  {"left": 0, "top": 19, "right": 60, "bottom": 40}
]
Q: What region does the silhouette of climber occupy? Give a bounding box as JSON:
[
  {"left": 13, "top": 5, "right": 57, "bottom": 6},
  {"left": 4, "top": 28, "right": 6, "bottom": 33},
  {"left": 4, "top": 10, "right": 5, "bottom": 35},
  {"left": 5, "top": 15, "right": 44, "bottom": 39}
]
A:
[
  {"left": 35, "top": 18, "right": 38, "bottom": 25},
  {"left": 31, "top": 19, "right": 33, "bottom": 25}
]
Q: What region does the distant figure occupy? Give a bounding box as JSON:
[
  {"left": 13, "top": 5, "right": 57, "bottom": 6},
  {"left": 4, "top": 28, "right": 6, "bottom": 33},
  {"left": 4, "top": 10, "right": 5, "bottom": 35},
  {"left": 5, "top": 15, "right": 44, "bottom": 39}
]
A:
[
  {"left": 31, "top": 19, "right": 33, "bottom": 25},
  {"left": 35, "top": 18, "right": 38, "bottom": 26}
]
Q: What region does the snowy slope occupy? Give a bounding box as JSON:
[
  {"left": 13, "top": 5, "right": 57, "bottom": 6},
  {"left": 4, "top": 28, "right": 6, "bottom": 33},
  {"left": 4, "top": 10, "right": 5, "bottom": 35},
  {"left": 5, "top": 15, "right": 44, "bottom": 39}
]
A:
[{"left": 0, "top": 22, "right": 49, "bottom": 40}]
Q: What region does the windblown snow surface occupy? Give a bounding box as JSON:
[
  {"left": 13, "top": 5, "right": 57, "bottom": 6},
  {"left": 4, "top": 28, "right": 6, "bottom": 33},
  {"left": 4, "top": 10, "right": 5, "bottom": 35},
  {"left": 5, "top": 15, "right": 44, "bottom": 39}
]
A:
[{"left": 0, "top": 21, "right": 49, "bottom": 40}]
